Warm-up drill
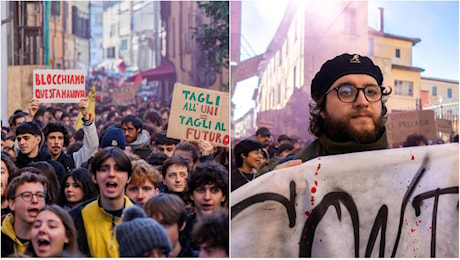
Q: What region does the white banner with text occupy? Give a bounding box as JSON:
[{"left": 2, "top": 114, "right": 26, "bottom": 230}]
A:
[{"left": 231, "top": 144, "right": 459, "bottom": 258}]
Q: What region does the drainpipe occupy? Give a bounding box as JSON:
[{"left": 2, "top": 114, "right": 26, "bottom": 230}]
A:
[
  {"left": 379, "top": 7, "right": 384, "bottom": 33},
  {"left": 179, "top": 1, "right": 184, "bottom": 72}
]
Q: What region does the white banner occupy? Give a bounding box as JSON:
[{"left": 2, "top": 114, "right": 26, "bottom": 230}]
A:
[
  {"left": 33, "top": 69, "right": 86, "bottom": 103},
  {"left": 231, "top": 144, "right": 459, "bottom": 257}
]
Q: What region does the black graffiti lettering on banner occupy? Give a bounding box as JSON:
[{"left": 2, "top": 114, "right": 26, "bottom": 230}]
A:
[
  {"left": 299, "top": 191, "right": 360, "bottom": 257},
  {"left": 231, "top": 181, "right": 297, "bottom": 228},
  {"left": 299, "top": 155, "right": 458, "bottom": 257},
  {"left": 298, "top": 155, "right": 430, "bottom": 257},
  {"left": 412, "top": 186, "right": 459, "bottom": 257}
]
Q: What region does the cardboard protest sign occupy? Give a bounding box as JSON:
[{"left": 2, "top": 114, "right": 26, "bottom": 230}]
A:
[
  {"left": 167, "top": 83, "right": 229, "bottom": 147},
  {"left": 436, "top": 118, "right": 453, "bottom": 134},
  {"left": 33, "top": 69, "right": 86, "bottom": 103},
  {"left": 231, "top": 144, "right": 459, "bottom": 257},
  {"left": 112, "top": 84, "right": 135, "bottom": 105},
  {"left": 386, "top": 110, "right": 437, "bottom": 147}
]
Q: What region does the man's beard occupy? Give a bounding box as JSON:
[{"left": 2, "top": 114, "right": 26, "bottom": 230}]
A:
[{"left": 322, "top": 114, "right": 385, "bottom": 144}]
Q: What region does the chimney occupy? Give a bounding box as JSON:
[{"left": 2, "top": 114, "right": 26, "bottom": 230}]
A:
[{"left": 379, "top": 7, "right": 384, "bottom": 33}]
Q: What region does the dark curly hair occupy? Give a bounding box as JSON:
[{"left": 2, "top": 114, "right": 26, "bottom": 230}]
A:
[
  {"left": 309, "top": 86, "right": 392, "bottom": 137},
  {"left": 187, "top": 161, "right": 228, "bottom": 206},
  {"left": 42, "top": 121, "right": 70, "bottom": 147}
]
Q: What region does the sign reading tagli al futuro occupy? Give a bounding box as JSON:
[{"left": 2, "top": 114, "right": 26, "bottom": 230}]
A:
[
  {"left": 167, "top": 83, "right": 229, "bottom": 147},
  {"left": 33, "top": 69, "right": 86, "bottom": 103}
]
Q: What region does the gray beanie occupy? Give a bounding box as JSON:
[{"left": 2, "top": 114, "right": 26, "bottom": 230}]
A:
[{"left": 116, "top": 206, "right": 172, "bottom": 257}]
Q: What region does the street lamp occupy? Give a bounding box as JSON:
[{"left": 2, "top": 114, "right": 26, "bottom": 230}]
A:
[{"left": 438, "top": 96, "right": 443, "bottom": 119}]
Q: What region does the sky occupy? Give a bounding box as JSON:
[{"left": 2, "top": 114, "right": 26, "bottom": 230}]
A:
[{"left": 232, "top": 0, "right": 459, "bottom": 120}]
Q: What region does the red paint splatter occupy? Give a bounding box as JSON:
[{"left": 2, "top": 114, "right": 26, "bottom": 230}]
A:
[
  {"left": 306, "top": 241, "right": 310, "bottom": 245},
  {"left": 314, "top": 180, "right": 318, "bottom": 186},
  {"left": 411, "top": 228, "right": 416, "bottom": 232},
  {"left": 297, "top": 241, "right": 300, "bottom": 245},
  {"left": 305, "top": 211, "right": 311, "bottom": 217},
  {"left": 320, "top": 239, "right": 322, "bottom": 242},
  {"left": 311, "top": 187, "right": 317, "bottom": 193},
  {"left": 411, "top": 155, "right": 415, "bottom": 160}
]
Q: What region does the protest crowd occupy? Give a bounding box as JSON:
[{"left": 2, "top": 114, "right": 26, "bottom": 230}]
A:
[
  {"left": 231, "top": 53, "right": 459, "bottom": 192},
  {"left": 1, "top": 74, "right": 229, "bottom": 258}
]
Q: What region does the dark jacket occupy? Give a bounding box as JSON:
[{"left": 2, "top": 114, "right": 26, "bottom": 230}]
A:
[
  {"left": 15, "top": 146, "right": 67, "bottom": 185},
  {"left": 258, "top": 129, "right": 389, "bottom": 176},
  {"left": 179, "top": 213, "right": 200, "bottom": 255},
  {"left": 231, "top": 167, "right": 255, "bottom": 192},
  {"left": 55, "top": 151, "right": 76, "bottom": 173}
]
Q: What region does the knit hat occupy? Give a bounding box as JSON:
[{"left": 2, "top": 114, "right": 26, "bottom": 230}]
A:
[
  {"left": 311, "top": 53, "right": 383, "bottom": 99},
  {"left": 116, "top": 206, "right": 172, "bottom": 257},
  {"left": 101, "top": 127, "right": 126, "bottom": 150}
]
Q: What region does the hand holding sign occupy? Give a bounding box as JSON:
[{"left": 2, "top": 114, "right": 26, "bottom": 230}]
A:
[
  {"left": 78, "top": 97, "right": 90, "bottom": 120},
  {"left": 27, "top": 99, "right": 40, "bottom": 121},
  {"left": 273, "top": 159, "right": 302, "bottom": 171},
  {"left": 198, "top": 140, "right": 214, "bottom": 156}
]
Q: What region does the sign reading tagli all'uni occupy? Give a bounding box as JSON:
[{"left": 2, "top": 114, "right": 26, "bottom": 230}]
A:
[
  {"left": 167, "top": 83, "right": 229, "bottom": 147},
  {"left": 33, "top": 69, "right": 86, "bottom": 103}
]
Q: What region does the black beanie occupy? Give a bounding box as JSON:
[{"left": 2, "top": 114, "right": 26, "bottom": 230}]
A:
[{"left": 311, "top": 53, "right": 383, "bottom": 99}]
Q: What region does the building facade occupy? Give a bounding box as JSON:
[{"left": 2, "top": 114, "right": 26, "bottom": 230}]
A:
[{"left": 233, "top": 1, "right": 458, "bottom": 143}]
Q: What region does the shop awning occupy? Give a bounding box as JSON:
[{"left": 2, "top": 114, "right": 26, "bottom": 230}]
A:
[{"left": 126, "top": 63, "right": 175, "bottom": 82}]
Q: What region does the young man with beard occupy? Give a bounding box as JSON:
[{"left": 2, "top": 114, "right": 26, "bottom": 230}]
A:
[
  {"left": 1, "top": 171, "right": 48, "bottom": 256},
  {"left": 121, "top": 115, "right": 152, "bottom": 159},
  {"left": 259, "top": 53, "right": 392, "bottom": 174},
  {"left": 14, "top": 122, "right": 67, "bottom": 185},
  {"left": 41, "top": 97, "right": 99, "bottom": 172},
  {"left": 69, "top": 147, "right": 134, "bottom": 257}
]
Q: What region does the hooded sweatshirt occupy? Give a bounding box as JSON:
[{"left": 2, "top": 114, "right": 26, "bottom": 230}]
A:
[
  {"left": 1, "top": 214, "right": 29, "bottom": 257},
  {"left": 127, "top": 132, "right": 152, "bottom": 159}
]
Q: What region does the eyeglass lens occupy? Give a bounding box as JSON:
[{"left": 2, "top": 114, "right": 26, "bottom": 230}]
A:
[{"left": 337, "top": 85, "right": 382, "bottom": 102}]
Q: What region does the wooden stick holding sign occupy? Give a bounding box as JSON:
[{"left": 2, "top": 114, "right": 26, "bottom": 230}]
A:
[
  {"left": 231, "top": 144, "right": 458, "bottom": 258},
  {"left": 167, "top": 83, "right": 229, "bottom": 147}
]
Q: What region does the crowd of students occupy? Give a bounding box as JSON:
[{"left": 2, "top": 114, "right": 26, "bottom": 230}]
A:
[{"left": 1, "top": 91, "right": 229, "bottom": 258}]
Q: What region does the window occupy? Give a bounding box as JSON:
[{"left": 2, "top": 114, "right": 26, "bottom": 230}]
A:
[
  {"left": 395, "top": 49, "right": 400, "bottom": 58},
  {"left": 279, "top": 51, "right": 282, "bottom": 65},
  {"left": 432, "top": 86, "right": 437, "bottom": 96},
  {"left": 285, "top": 78, "right": 288, "bottom": 99},
  {"left": 368, "top": 38, "right": 374, "bottom": 57},
  {"left": 447, "top": 88, "right": 452, "bottom": 99},
  {"left": 119, "top": 39, "right": 128, "bottom": 51},
  {"left": 51, "top": 2, "right": 60, "bottom": 16},
  {"left": 343, "top": 8, "right": 357, "bottom": 34},
  {"left": 293, "top": 66, "right": 296, "bottom": 88},
  {"left": 394, "top": 80, "right": 414, "bottom": 96},
  {"left": 107, "top": 47, "right": 115, "bottom": 58}
]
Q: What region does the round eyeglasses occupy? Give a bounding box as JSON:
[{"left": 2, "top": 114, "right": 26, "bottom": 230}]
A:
[
  {"left": 14, "top": 192, "right": 47, "bottom": 202},
  {"left": 324, "top": 84, "right": 384, "bottom": 103}
]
